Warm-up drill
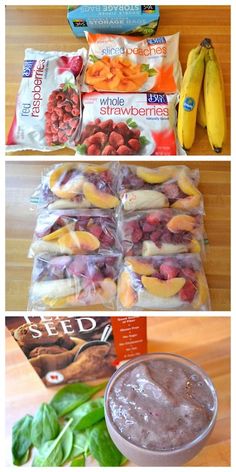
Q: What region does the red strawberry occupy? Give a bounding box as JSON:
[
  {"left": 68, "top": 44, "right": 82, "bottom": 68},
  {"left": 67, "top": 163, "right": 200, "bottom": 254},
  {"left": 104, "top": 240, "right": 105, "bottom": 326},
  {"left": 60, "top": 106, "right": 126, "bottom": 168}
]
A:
[
  {"left": 131, "top": 227, "right": 143, "bottom": 243},
  {"left": 143, "top": 222, "right": 156, "bottom": 233},
  {"left": 159, "top": 263, "right": 179, "bottom": 280},
  {"left": 181, "top": 267, "right": 196, "bottom": 281},
  {"left": 146, "top": 212, "right": 161, "bottom": 225},
  {"left": 179, "top": 280, "right": 196, "bottom": 302},
  {"left": 89, "top": 224, "right": 103, "bottom": 239}
]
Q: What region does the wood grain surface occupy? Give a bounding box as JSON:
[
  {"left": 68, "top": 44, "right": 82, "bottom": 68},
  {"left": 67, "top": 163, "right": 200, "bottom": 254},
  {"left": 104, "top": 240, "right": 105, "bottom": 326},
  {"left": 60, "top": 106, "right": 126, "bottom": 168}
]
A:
[
  {"left": 5, "top": 160, "right": 230, "bottom": 311},
  {"left": 5, "top": 5, "right": 230, "bottom": 156},
  {"left": 5, "top": 316, "right": 230, "bottom": 467}
]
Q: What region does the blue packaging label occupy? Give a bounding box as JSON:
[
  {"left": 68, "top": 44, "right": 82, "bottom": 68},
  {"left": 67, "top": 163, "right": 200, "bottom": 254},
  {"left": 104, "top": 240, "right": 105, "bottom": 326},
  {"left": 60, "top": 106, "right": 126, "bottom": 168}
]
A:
[
  {"left": 183, "top": 97, "right": 195, "bottom": 112},
  {"left": 67, "top": 5, "right": 160, "bottom": 37},
  {"left": 147, "top": 37, "right": 166, "bottom": 45},
  {"left": 147, "top": 93, "right": 168, "bottom": 105},
  {"left": 22, "top": 60, "right": 36, "bottom": 78}
]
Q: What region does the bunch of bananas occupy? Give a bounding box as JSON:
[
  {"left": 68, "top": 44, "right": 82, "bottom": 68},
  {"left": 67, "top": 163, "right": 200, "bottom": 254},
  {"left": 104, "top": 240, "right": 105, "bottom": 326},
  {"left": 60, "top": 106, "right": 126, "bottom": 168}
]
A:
[{"left": 177, "top": 38, "right": 226, "bottom": 153}]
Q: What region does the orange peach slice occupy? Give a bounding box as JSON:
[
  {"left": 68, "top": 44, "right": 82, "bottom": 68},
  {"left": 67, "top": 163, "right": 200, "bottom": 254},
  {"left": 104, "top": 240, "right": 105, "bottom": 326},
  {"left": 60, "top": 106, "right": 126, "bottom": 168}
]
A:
[
  {"left": 192, "top": 272, "right": 209, "bottom": 309},
  {"left": 42, "top": 223, "right": 75, "bottom": 241},
  {"left": 98, "top": 278, "right": 117, "bottom": 301},
  {"left": 136, "top": 166, "right": 175, "bottom": 184},
  {"left": 58, "top": 231, "right": 100, "bottom": 254},
  {"left": 167, "top": 215, "right": 196, "bottom": 233},
  {"left": 83, "top": 164, "right": 108, "bottom": 174},
  {"left": 83, "top": 182, "right": 119, "bottom": 209},
  {"left": 189, "top": 239, "right": 201, "bottom": 253},
  {"left": 141, "top": 276, "right": 186, "bottom": 298},
  {"left": 49, "top": 164, "right": 84, "bottom": 199},
  {"left": 171, "top": 194, "right": 201, "bottom": 210},
  {"left": 43, "top": 294, "right": 76, "bottom": 309},
  {"left": 125, "top": 257, "right": 156, "bottom": 276},
  {"left": 177, "top": 172, "right": 201, "bottom": 196},
  {"left": 118, "top": 271, "right": 137, "bottom": 309}
]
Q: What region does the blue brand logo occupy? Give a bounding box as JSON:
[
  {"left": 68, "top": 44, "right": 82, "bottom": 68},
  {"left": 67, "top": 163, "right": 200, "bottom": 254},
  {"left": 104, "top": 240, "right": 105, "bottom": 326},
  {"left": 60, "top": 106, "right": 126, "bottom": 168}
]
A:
[
  {"left": 147, "top": 37, "right": 166, "bottom": 45},
  {"left": 147, "top": 93, "right": 168, "bottom": 105},
  {"left": 183, "top": 97, "right": 195, "bottom": 112},
  {"left": 22, "top": 60, "right": 36, "bottom": 78}
]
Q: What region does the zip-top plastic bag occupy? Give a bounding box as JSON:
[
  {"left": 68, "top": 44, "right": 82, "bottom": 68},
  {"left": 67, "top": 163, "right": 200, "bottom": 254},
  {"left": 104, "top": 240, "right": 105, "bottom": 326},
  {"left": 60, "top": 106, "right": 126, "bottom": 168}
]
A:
[
  {"left": 76, "top": 92, "right": 179, "bottom": 156},
  {"left": 28, "top": 254, "right": 121, "bottom": 310},
  {"left": 34, "top": 162, "right": 120, "bottom": 210},
  {"left": 118, "top": 165, "right": 203, "bottom": 212},
  {"left": 6, "top": 48, "right": 87, "bottom": 152},
  {"left": 117, "top": 254, "right": 210, "bottom": 311},
  {"left": 119, "top": 209, "right": 204, "bottom": 257},
  {"left": 29, "top": 209, "right": 121, "bottom": 257},
  {"left": 84, "top": 32, "right": 182, "bottom": 93}
]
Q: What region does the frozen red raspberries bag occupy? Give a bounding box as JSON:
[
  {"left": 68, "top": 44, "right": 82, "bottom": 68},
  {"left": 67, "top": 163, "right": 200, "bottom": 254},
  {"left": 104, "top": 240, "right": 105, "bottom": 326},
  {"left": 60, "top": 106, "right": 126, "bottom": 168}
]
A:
[
  {"left": 77, "top": 92, "right": 179, "bottom": 156},
  {"left": 6, "top": 48, "right": 87, "bottom": 152}
]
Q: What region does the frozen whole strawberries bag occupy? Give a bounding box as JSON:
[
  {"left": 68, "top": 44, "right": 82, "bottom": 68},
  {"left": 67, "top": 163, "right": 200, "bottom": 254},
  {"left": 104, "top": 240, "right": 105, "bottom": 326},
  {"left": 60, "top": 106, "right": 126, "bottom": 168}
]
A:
[
  {"left": 6, "top": 48, "right": 87, "bottom": 152},
  {"left": 77, "top": 92, "right": 179, "bottom": 156},
  {"left": 84, "top": 32, "right": 182, "bottom": 93}
]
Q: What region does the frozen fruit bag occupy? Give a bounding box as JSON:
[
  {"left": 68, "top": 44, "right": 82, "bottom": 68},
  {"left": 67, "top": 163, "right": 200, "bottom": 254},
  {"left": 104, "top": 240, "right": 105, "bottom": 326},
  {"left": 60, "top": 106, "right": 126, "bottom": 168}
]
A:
[
  {"left": 37, "top": 162, "right": 120, "bottom": 210},
  {"left": 6, "top": 316, "right": 147, "bottom": 387},
  {"left": 29, "top": 209, "right": 121, "bottom": 257},
  {"left": 118, "top": 164, "right": 204, "bottom": 212},
  {"left": 6, "top": 48, "right": 87, "bottom": 152},
  {"left": 84, "top": 32, "right": 182, "bottom": 93},
  {"left": 77, "top": 92, "right": 180, "bottom": 156},
  {"left": 28, "top": 254, "right": 121, "bottom": 310},
  {"left": 119, "top": 209, "right": 204, "bottom": 257},
  {"left": 117, "top": 254, "right": 211, "bottom": 311}
]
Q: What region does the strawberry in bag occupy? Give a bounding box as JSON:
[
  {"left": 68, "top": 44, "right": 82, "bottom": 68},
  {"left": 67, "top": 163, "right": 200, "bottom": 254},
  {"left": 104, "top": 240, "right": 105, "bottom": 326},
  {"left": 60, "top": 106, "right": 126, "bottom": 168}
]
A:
[{"left": 6, "top": 48, "right": 87, "bottom": 152}]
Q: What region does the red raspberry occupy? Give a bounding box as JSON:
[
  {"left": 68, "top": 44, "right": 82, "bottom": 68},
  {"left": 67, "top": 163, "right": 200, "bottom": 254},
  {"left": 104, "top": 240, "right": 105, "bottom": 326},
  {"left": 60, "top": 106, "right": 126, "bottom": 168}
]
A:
[
  {"left": 71, "top": 108, "right": 80, "bottom": 116},
  {"left": 159, "top": 263, "right": 179, "bottom": 280},
  {"left": 179, "top": 280, "right": 196, "bottom": 302}
]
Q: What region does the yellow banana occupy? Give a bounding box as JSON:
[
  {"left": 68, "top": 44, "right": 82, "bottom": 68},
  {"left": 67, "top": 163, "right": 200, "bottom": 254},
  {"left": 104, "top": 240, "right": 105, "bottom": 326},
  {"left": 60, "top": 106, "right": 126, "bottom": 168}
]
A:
[
  {"left": 186, "top": 45, "right": 201, "bottom": 68},
  {"left": 197, "top": 88, "right": 207, "bottom": 128},
  {"left": 177, "top": 47, "right": 206, "bottom": 151},
  {"left": 204, "top": 47, "right": 226, "bottom": 153}
]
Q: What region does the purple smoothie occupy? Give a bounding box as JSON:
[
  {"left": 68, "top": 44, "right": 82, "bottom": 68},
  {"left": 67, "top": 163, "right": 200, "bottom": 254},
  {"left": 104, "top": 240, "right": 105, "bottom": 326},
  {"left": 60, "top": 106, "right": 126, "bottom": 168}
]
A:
[{"left": 105, "top": 353, "right": 217, "bottom": 466}]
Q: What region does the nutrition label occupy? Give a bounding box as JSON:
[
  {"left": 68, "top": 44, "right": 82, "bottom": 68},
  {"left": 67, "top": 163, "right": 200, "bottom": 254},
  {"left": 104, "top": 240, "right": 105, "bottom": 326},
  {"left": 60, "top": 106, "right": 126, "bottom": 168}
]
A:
[{"left": 111, "top": 316, "right": 147, "bottom": 361}]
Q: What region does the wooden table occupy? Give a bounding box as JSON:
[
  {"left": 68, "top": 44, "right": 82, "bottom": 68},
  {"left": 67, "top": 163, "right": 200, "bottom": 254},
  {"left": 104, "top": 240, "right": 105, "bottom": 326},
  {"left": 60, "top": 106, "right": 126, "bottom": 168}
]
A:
[
  {"left": 5, "top": 161, "right": 230, "bottom": 311},
  {"left": 5, "top": 316, "right": 230, "bottom": 467},
  {"left": 5, "top": 5, "right": 230, "bottom": 156}
]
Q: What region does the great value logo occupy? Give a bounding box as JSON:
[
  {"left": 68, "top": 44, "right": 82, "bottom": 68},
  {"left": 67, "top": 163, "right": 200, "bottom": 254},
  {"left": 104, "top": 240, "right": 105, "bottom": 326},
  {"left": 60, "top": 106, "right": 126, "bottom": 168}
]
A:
[
  {"left": 147, "top": 93, "right": 168, "bottom": 105},
  {"left": 147, "top": 37, "right": 166, "bottom": 45},
  {"left": 22, "top": 60, "right": 36, "bottom": 78}
]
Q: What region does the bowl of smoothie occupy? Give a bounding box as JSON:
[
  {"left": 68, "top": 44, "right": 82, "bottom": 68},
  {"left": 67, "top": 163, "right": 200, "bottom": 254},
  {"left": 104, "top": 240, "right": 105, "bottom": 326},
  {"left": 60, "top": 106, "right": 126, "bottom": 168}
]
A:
[{"left": 105, "top": 353, "right": 218, "bottom": 466}]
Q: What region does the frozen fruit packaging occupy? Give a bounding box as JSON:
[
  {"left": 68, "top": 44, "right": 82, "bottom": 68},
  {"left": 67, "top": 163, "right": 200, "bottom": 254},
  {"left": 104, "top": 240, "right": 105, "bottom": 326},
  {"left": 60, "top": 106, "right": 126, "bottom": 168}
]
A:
[
  {"left": 119, "top": 209, "right": 204, "bottom": 256},
  {"left": 29, "top": 209, "right": 121, "bottom": 257},
  {"left": 76, "top": 92, "right": 179, "bottom": 156},
  {"left": 37, "top": 162, "right": 120, "bottom": 210},
  {"left": 6, "top": 48, "right": 87, "bottom": 152},
  {"left": 84, "top": 32, "right": 182, "bottom": 93},
  {"left": 117, "top": 254, "right": 210, "bottom": 311},
  {"left": 29, "top": 254, "right": 121, "bottom": 310},
  {"left": 118, "top": 164, "right": 203, "bottom": 211}
]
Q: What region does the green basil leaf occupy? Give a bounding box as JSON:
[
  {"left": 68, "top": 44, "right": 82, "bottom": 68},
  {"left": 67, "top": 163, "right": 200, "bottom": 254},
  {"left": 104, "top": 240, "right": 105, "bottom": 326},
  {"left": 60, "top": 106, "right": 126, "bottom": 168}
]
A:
[
  {"left": 70, "top": 454, "right": 85, "bottom": 467},
  {"left": 148, "top": 68, "right": 157, "bottom": 77},
  {"left": 50, "top": 382, "right": 107, "bottom": 417},
  {"left": 88, "top": 420, "right": 123, "bottom": 466},
  {"left": 70, "top": 431, "right": 90, "bottom": 460},
  {"left": 12, "top": 414, "right": 33, "bottom": 466},
  {"left": 68, "top": 398, "right": 104, "bottom": 431},
  {"left": 140, "top": 63, "right": 150, "bottom": 72},
  {"left": 89, "top": 54, "right": 100, "bottom": 63},
  {"left": 139, "top": 135, "right": 150, "bottom": 146},
  {"left": 128, "top": 120, "right": 138, "bottom": 129},
  {"left": 31, "top": 403, "right": 60, "bottom": 448},
  {"left": 77, "top": 144, "right": 87, "bottom": 155},
  {"left": 32, "top": 419, "right": 73, "bottom": 467}
]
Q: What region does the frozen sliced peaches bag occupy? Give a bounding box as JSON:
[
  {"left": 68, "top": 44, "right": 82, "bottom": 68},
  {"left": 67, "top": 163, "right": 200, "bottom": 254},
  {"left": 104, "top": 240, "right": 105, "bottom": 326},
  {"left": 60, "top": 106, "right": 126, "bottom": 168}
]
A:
[{"left": 84, "top": 32, "right": 182, "bottom": 93}]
